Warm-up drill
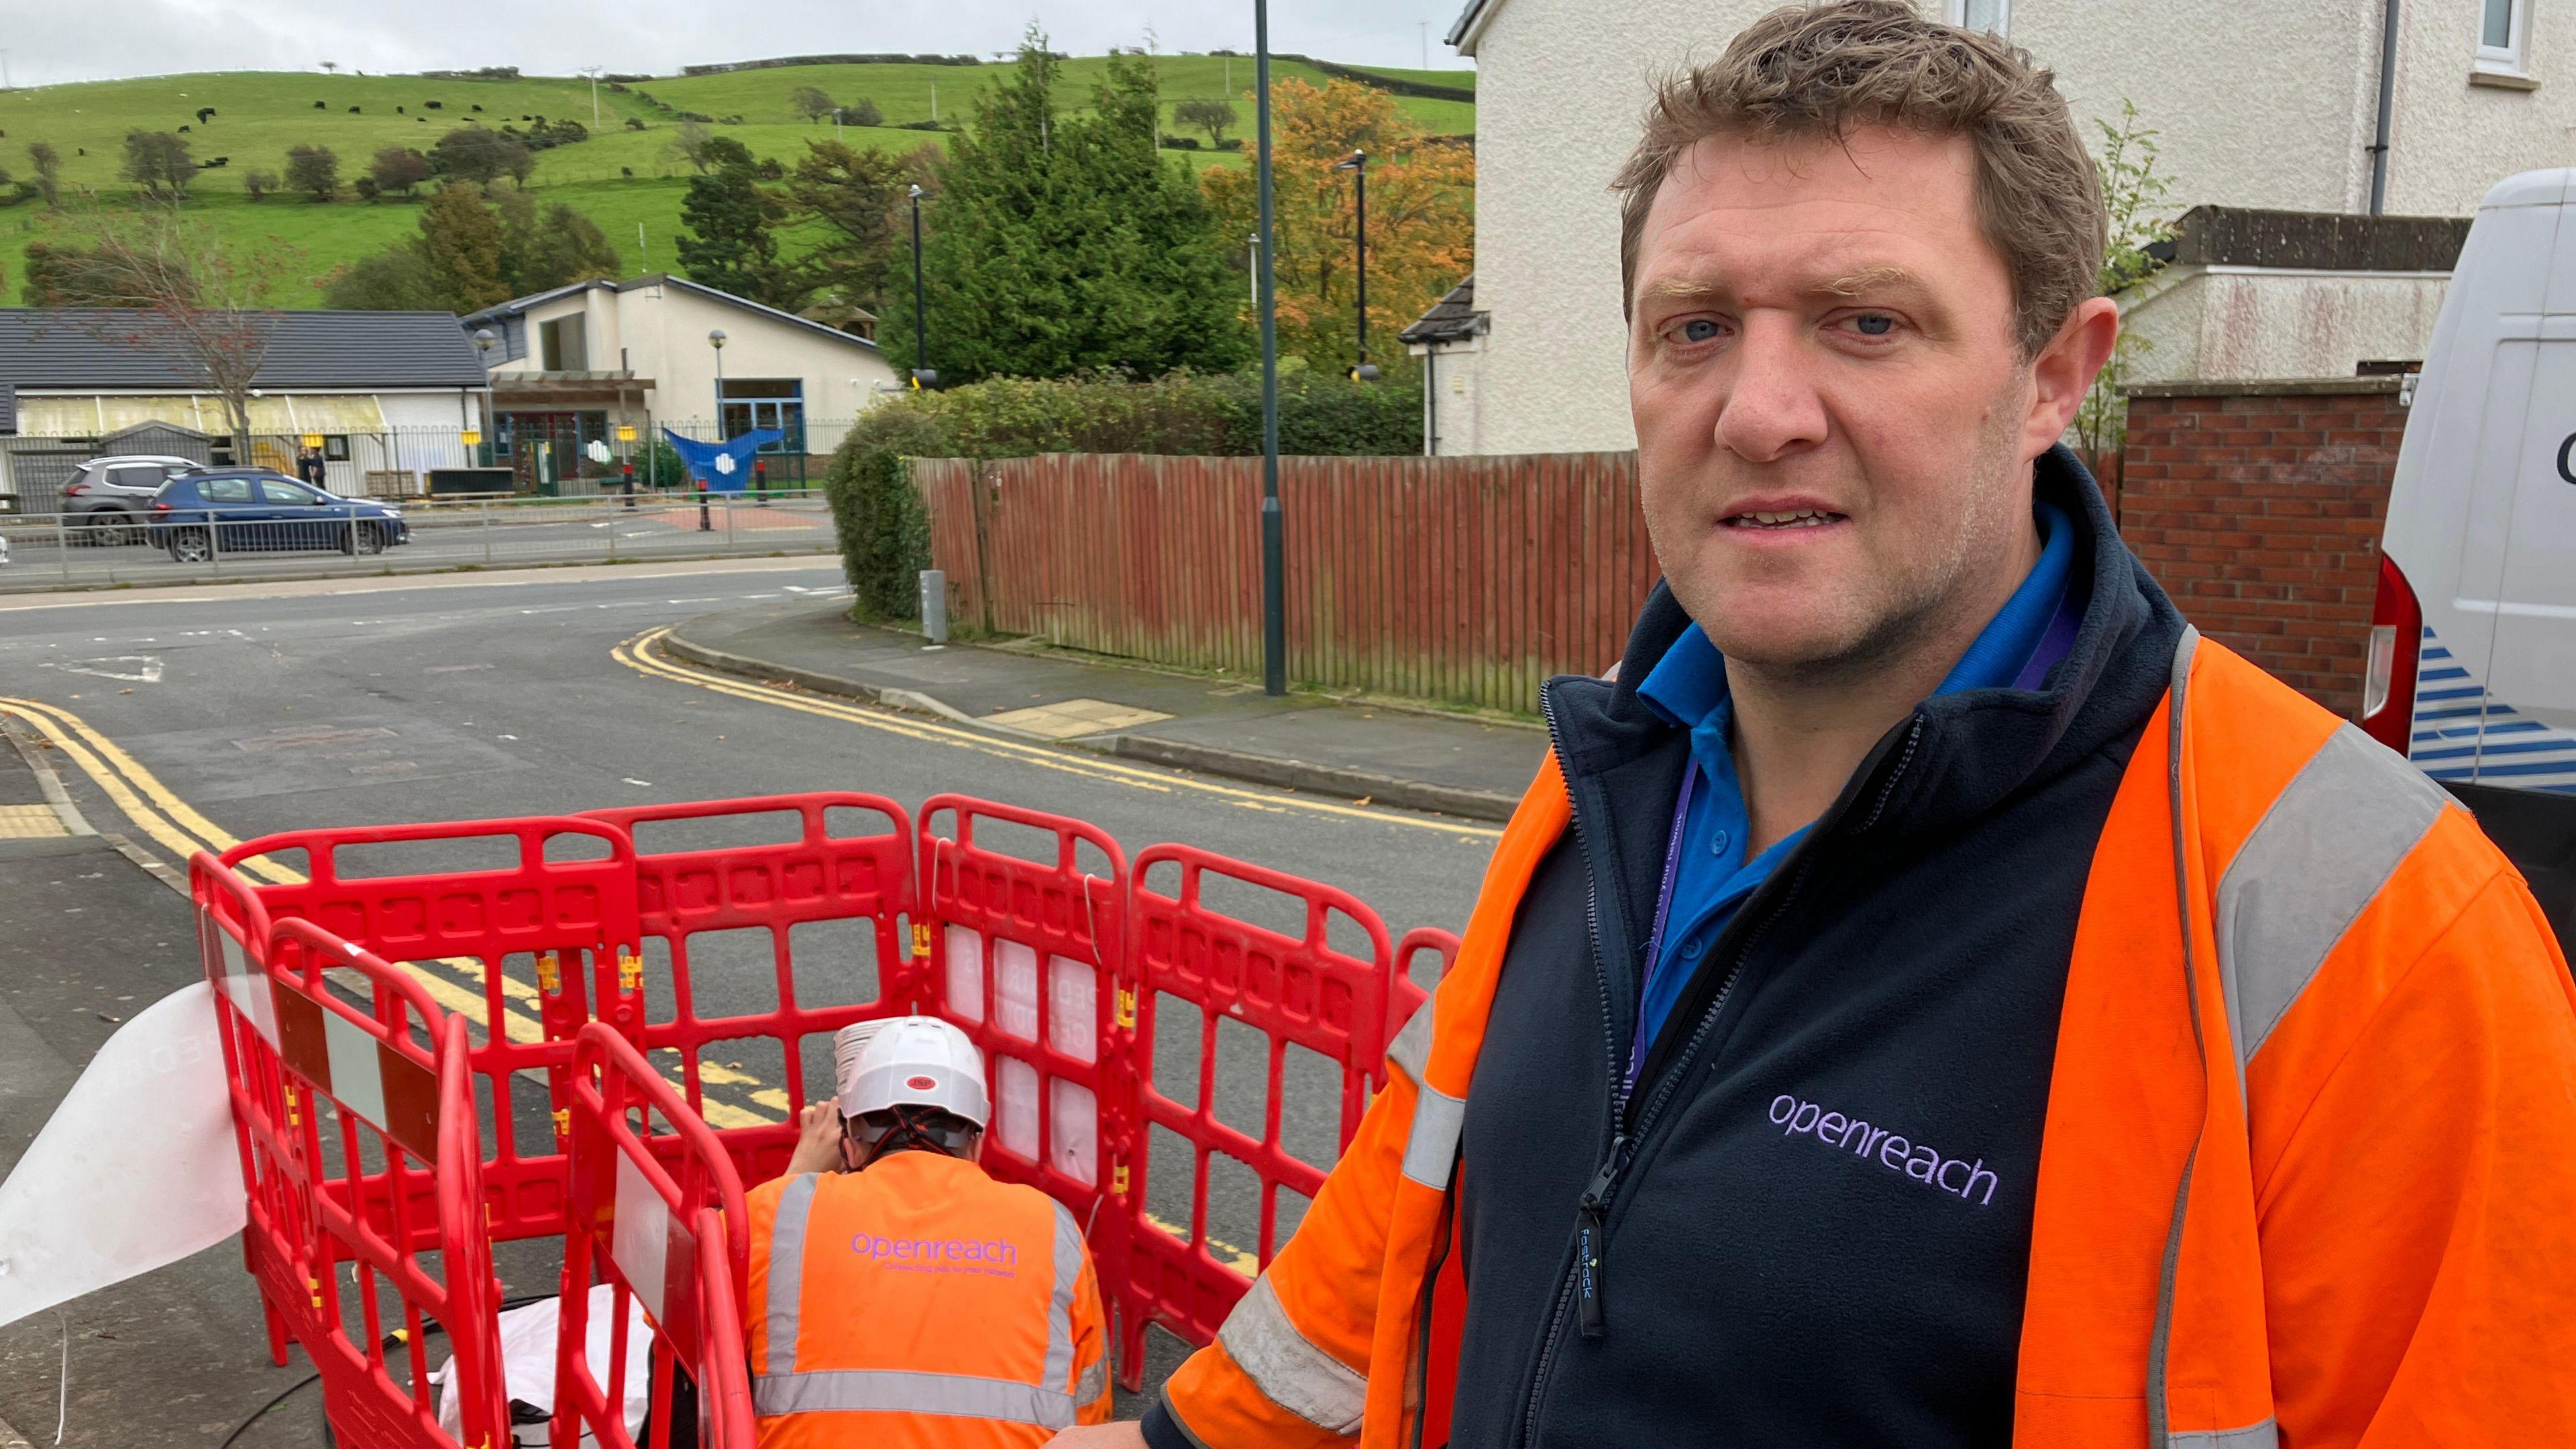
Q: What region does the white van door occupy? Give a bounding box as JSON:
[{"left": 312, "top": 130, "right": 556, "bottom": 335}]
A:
[{"left": 2477, "top": 328, "right": 2576, "bottom": 794}]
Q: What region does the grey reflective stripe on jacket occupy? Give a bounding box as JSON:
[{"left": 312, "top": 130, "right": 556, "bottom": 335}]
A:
[
  {"left": 1214, "top": 1273, "right": 1369, "bottom": 1436},
  {"left": 2150, "top": 629, "right": 2441, "bottom": 1449},
  {"left": 764, "top": 1173, "right": 820, "bottom": 1376},
  {"left": 1041, "top": 1199, "right": 1087, "bottom": 1400},
  {"left": 753, "top": 1368, "right": 1088, "bottom": 1425},
  {"left": 2173, "top": 1419, "right": 2279, "bottom": 1449},
  {"left": 757, "top": 1171, "right": 1100, "bottom": 1427},
  {"left": 1388, "top": 994, "right": 1463, "bottom": 1189},
  {"left": 2214, "top": 721, "right": 2449, "bottom": 1075}
]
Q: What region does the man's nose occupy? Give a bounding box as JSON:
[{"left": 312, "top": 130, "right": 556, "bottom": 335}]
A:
[{"left": 1714, "top": 319, "right": 1829, "bottom": 464}]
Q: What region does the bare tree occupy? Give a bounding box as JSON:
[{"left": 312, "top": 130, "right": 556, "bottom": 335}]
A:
[
  {"left": 368, "top": 145, "right": 432, "bottom": 197},
  {"left": 285, "top": 144, "right": 340, "bottom": 199},
  {"left": 56, "top": 205, "right": 301, "bottom": 463},
  {"left": 320, "top": 60, "right": 339, "bottom": 75},
  {"left": 790, "top": 85, "right": 836, "bottom": 123},
  {"left": 120, "top": 130, "right": 193, "bottom": 199},
  {"left": 672, "top": 118, "right": 716, "bottom": 173},
  {"left": 1175, "top": 96, "right": 1236, "bottom": 148},
  {"left": 25, "top": 140, "right": 60, "bottom": 207}
]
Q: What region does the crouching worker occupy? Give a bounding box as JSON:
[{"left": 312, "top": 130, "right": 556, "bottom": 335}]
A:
[{"left": 746, "top": 1016, "right": 1112, "bottom": 1446}]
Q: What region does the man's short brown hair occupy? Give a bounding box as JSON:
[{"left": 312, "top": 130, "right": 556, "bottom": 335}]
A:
[{"left": 1611, "top": 0, "right": 2105, "bottom": 357}]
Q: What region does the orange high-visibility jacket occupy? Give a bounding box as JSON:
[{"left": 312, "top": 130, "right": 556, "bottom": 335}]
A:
[
  {"left": 745, "top": 1148, "right": 1111, "bottom": 1449},
  {"left": 1159, "top": 631, "right": 2576, "bottom": 1448}
]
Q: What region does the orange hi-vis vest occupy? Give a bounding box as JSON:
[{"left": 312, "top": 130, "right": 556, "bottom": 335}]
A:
[
  {"left": 1159, "top": 629, "right": 2576, "bottom": 1447},
  {"left": 745, "top": 1148, "right": 1110, "bottom": 1449}
]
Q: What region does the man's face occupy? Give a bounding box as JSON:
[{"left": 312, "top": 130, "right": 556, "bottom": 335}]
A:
[{"left": 1627, "top": 126, "right": 2043, "bottom": 678}]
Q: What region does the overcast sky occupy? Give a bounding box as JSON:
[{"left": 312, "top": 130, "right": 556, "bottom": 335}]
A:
[{"left": 0, "top": 0, "right": 1475, "bottom": 89}]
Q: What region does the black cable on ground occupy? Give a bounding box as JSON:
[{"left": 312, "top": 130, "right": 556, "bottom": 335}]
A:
[
  {"left": 215, "top": 1293, "right": 557, "bottom": 1448},
  {"left": 216, "top": 1373, "right": 321, "bottom": 1449}
]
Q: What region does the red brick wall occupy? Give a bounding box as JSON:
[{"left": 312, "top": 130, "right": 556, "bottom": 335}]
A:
[{"left": 2118, "top": 380, "right": 2405, "bottom": 719}]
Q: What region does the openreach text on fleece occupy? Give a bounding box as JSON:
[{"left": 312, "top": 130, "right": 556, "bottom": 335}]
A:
[{"left": 1768, "top": 1095, "right": 2000, "bottom": 1207}]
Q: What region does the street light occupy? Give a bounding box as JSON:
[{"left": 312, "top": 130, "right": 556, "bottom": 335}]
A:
[
  {"left": 1334, "top": 150, "right": 1378, "bottom": 382},
  {"left": 1254, "top": 0, "right": 1286, "bottom": 696},
  {"left": 908, "top": 184, "right": 937, "bottom": 389},
  {"left": 703, "top": 327, "right": 726, "bottom": 532},
  {"left": 468, "top": 328, "right": 496, "bottom": 462}
]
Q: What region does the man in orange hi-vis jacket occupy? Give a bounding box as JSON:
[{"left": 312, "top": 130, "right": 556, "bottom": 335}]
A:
[
  {"left": 747, "top": 1016, "right": 1111, "bottom": 1448},
  {"left": 1054, "top": 4, "right": 2576, "bottom": 1448}
]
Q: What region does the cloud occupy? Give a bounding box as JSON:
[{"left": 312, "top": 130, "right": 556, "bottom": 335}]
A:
[{"left": 0, "top": 0, "right": 1474, "bottom": 88}]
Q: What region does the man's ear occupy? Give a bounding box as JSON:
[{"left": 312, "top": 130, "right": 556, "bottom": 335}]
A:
[{"left": 2022, "top": 295, "right": 2121, "bottom": 459}]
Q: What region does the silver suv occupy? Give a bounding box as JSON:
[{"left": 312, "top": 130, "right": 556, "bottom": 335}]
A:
[{"left": 60, "top": 455, "right": 203, "bottom": 545}]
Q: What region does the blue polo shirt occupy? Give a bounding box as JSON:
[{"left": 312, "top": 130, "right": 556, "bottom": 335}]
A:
[{"left": 1628, "top": 501, "right": 2084, "bottom": 1083}]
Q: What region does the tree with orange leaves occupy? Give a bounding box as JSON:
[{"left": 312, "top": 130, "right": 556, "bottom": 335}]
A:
[{"left": 1202, "top": 77, "right": 1474, "bottom": 378}]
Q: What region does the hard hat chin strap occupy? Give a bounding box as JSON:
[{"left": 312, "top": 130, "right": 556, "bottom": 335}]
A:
[{"left": 851, "top": 1104, "right": 978, "bottom": 1166}]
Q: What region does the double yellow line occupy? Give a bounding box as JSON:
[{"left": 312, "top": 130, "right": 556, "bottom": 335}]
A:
[
  {"left": 1, "top": 692, "right": 297, "bottom": 883},
  {"left": 0, "top": 692, "right": 773, "bottom": 1126},
  {"left": 614, "top": 627, "right": 1507, "bottom": 841}
]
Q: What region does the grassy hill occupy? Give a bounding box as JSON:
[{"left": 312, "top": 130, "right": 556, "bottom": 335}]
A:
[{"left": 0, "top": 56, "right": 1474, "bottom": 305}]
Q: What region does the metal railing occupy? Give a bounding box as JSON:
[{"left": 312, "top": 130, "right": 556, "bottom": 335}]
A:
[
  {"left": 0, "top": 491, "right": 839, "bottom": 593},
  {"left": 0, "top": 419, "right": 859, "bottom": 513}
]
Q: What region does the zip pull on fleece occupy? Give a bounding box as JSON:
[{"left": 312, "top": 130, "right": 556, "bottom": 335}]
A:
[{"left": 1575, "top": 1134, "right": 1631, "bottom": 1338}]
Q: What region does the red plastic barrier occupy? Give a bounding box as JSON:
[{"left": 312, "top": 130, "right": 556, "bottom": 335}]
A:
[
  {"left": 195, "top": 853, "right": 298, "bottom": 1368},
  {"left": 684, "top": 1203, "right": 760, "bottom": 1448},
  {"left": 196, "top": 851, "right": 509, "bottom": 1449},
  {"left": 221, "top": 816, "right": 643, "bottom": 1239},
  {"left": 1120, "top": 845, "right": 1395, "bottom": 1381},
  {"left": 916, "top": 796, "right": 1132, "bottom": 1222},
  {"left": 580, "top": 793, "right": 916, "bottom": 1185},
  {"left": 555, "top": 1022, "right": 754, "bottom": 1449},
  {"left": 208, "top": 786, "right": 1466, "bottom": 1436},
  {"left": 1392, "top": 926, "right": 1460, "bottom": 1032}
]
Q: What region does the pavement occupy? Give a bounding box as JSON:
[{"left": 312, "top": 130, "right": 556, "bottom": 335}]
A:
[
  {"left": 667, "top": 600, "right": 1551, "bottom": 822},
  {"left": 0, "top": 722, "right": 328, "bottom": 1448}
]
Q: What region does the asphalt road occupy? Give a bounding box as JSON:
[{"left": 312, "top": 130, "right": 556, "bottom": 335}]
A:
[
  {"left": 0, "top": 494, "right": 835, "bottom": 591},
  {"left": 0, "top": 556, "right": 1501, "bottom": 1428}
]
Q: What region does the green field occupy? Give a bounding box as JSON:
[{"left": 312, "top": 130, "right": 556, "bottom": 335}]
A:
[{"left": 0, "top": 56, "right": 1474, "bottom": 305}]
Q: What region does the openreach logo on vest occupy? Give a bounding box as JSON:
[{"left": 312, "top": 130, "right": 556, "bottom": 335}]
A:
[
  {"left": 850, "top": 1230, "right": 1022, "bottom": 1277},
  {"left": 1768, "top": 1095, "right": 1999, "bottom": 1207}
]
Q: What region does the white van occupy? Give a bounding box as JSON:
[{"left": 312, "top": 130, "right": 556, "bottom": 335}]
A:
[{"left": 2367, "top": 167, "right": 2576, "bottom": 943}]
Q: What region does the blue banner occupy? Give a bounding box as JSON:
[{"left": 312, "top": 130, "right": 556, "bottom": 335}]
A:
[{"left": 663, "top": 427, "right": 784, "bottom": 492}]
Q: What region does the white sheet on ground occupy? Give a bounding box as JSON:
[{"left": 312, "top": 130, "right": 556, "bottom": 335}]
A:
[
  {"left": 435, "top": 1285, "right": 653, "bottom": 1447},
  {"left": 0, "top": 981, "right": 244, "bottom": 1330}
]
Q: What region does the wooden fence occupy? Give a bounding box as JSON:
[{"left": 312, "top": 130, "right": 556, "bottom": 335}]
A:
[{"left": 914, "top": 452, "right": 1657, "bottom": 714}]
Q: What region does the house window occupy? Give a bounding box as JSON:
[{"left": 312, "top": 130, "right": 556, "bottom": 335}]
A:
[
  {"left": 323, "top": 435, "right": 351, "bottom": 462},
  {"left": 1948, "top": 0, "right": 2008, "bottom": 35},
  {"left": 2480, "top": 0, "right": 2532, "bottom": 74},
  {"left": 539, "top": 315, "right": 590, "bottom": 373}
]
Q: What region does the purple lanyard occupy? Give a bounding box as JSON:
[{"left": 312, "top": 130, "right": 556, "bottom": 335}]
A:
[{"left": 1627, "top": 767, "right": 1699, "bottom": 1083}]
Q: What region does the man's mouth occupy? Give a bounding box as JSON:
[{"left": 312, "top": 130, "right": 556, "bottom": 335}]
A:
[{"left": 1721, "top": 508, "right": 1846, "bottom": 531}]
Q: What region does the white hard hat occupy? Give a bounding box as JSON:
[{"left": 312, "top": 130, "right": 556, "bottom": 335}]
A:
[{"left": 833, "top": 1016, "right": 989, "bottom": 1130}]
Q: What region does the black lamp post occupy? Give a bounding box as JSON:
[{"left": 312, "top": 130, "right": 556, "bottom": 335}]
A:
[
  {"left": 908, "top": 184, "right": 937, "bottom": 389},
  {"left": 1334, "top": 150, "right": 1377, "bottom": 381},
  {"left": 703, "top": 327, "right": 726, "bottom": 532},
  {"left": 1255, "top": 0, "right": 1285, "bottom": 696},
  {"left": 470, "top": 328, "right": 498, "bottom": 466}
]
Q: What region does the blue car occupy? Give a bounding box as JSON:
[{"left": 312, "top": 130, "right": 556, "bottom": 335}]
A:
[{"left": 148, "top": 470, "right": 411, "bottom": 564}]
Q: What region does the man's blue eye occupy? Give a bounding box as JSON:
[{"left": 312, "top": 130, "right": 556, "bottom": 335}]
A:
[
  {"left": 1854, "top": 313, "right": 1895, "bottom": 336},
  {"left": 1680, "top": 319, "right": 1721, "bottom": 342}
]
